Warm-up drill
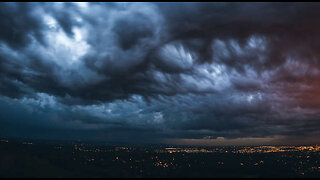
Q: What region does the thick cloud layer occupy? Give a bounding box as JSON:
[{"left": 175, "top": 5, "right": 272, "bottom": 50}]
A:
[{"left": 1, "top": 2, "right": 320, "bottom": 145}]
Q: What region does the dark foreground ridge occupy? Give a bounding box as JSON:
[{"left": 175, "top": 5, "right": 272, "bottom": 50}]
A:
[{"left": 0, "top": 137, "right": 320, "bottom": 178}]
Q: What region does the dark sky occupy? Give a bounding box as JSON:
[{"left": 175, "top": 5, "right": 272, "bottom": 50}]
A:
[{"left": 1, "top": 2, "right": 320, "bottom": 145}]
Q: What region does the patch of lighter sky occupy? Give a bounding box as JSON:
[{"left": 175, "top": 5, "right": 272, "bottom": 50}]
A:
[
  {"left": 153, "top": 112, "right": 164, "bottom": 124},
  {"left": 73, "top": 2, "right": 89, "bottom": 9},
  {"left": 158, "top": 43, "right": 194, "bottom": 69},
  {"left": 42, "top": 14, "right": 90, "bottom": 68},
  {"left": 195, "top": 63, "right": 232, "bottom": 92}
]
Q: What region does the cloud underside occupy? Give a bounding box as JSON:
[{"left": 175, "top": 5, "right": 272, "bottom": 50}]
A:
[{"left": 1, "top": 2, "right": 320, "bottom": 145}]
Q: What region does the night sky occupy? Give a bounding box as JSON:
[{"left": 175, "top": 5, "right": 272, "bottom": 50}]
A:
[{"left": 1, "top": 2, "right": 320, "bottom": 145}]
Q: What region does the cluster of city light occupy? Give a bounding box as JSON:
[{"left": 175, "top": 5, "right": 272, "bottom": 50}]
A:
[
  {"left": 154, "top": 161, "right": 169, "bottom": 168},
  {"left": 2, "top": 138, "right": 320, "bottom": 177},
  {"left": 73, "top": 144, "right": 105, "bottom": 153},
  {"left": 87, "top": 158, "right": 95, "bottom": 162},
  {"left": 233, "top": 145, "right": 320, "bottom": 154},
  {"left": 2, "top": 138, "right": 319, "bottom": 155},
  {"left": 158, "top": 147, "right": 216, "bottom": 153},
  {"left": 153, "top": 145, "right": 320, "bottom": 154}
]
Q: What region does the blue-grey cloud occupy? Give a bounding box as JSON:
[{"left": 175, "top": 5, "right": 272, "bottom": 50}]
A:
[{"left": 1, "top": 2, "right": 320, "bottom": 144}]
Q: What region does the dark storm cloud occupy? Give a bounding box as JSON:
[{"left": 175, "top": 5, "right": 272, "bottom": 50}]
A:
[
  {"left": 1, "top": 2, "right": 320, "bottom": 144},
  {"left": 0, "top": 3, "right": 45, "bottom": 49},
  {"left": 157, "top": 2, "right": 320, "bottom": 72}
]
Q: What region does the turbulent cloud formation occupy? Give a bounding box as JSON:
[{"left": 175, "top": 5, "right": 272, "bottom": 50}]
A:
[{"left": 1, "top": 2, "right": 320, "bottom": 145}]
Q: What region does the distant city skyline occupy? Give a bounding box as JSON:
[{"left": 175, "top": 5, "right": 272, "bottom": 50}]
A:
[{"left": 1, "top": 137, "right": 320, "bottom": 178}]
